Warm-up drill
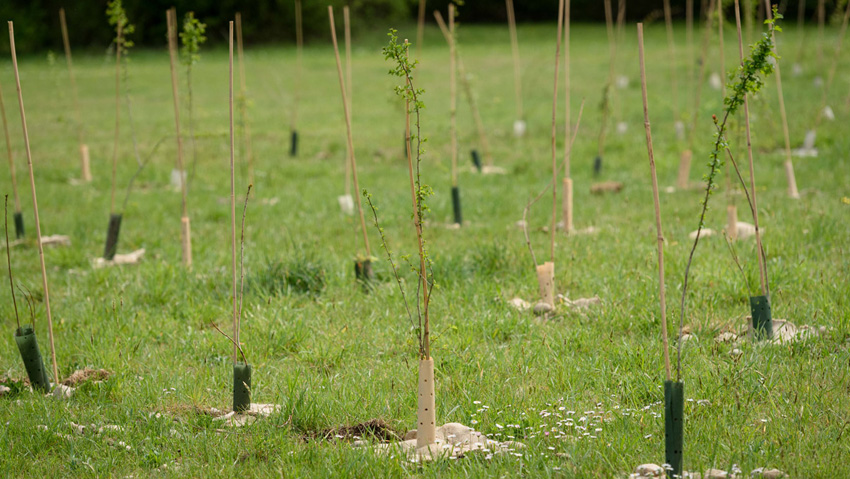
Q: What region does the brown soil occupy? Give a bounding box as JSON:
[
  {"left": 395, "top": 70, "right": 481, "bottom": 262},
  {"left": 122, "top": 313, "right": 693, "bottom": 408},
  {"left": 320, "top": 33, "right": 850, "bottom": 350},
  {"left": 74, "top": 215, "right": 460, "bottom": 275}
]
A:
[
  {"left": 62, "top": 368, "right": 112, "bottom": 386},
  {"left": 309, "top": 418, "right": 404, "bottom": 443}
]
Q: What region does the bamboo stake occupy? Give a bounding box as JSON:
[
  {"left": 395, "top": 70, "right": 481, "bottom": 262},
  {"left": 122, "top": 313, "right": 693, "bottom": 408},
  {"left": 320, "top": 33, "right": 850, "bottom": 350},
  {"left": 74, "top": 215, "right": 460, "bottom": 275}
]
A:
[
  {"left": 343, "top": 6, "right": 353, "bottom": 197},
  {"left": 562, "top": 0, "right": 572, "bottom": 234},
  {"left": 596, "top": 0, "right": 615, "bottom": 165},
  {"left": 794, "top": 0, "right": 808, "bottom": 68},
  {"left": 235, "top": 13, "right": 254, "bottom": 184},
  {"left": 449, "top": 5, "right": 458, "bottom": 188},
  {"left": 110, "top": 23, "right": 123, "bottom": 214},
  {"left": 744, "top": 0, "right": 754, "bottom": 43},
  {"left": 167, "top": 8, "right": 192, "bottom": 267},
  {"left": 679, "top": 0, "right": 717, "bottom": 189},
  {"left": 0, "top": 80, "right": 21, "bottom": 215},
  {"left": 764, "top": 1, "right": 800, "bottom": 199},
  {"left": 8, "top": 21, "right": 59, "bottom": 386},
  {"left": 291, "top": 0, "right": 303, "bottom": 134},
  {"left": 687, "top": 0, "right": 694, "bottom": 87},
  {"left": 817, "top": 0, "right": 825, "bottom": 67},
  {"left": 550, "top": 0, "right": 565, "bottom": 263},
  {"left": 638, "top": 23, "right": 672, "bottom": 382},
  {"left": 228, "top": 21, "right": 239, "bottom": 363},
  {"left": 416, "top": 0, "right": 427, "bottom": 62},
  {"left": 59, "top": 8, "right": 90, "bottom": 182},
  {"left": 662, "top": 0, "right": 680, "bottom": 128},
  {"left": 813, "top": 0, "right": 850, "bottom": 129},
  {"left": 734, "top": 0, "right": 768, "bottom": 297},
  {"left": 329, "top": 7, "right": 371, "bottom": 258},
  {"left": 506, "top": 0, "right": 523, "bottom": 123},
  {"left": 434, "top": 13, "right": 494, "bottom": 170}
]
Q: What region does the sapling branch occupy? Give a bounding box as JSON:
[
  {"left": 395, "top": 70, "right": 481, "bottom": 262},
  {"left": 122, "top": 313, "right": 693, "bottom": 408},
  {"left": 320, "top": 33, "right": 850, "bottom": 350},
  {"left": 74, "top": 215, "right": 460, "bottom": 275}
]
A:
[
  {"left": 238, "top": 185, "right": 252, "bottom": 328},
  {"left": 723, "top": 232, "right": 752, "bottom": 294},
  {"left": 676, "top": 3, "right": 780, "bottom": 380},
  {"left": 210, "top": 320, "right": 247, "bottom": 364},
  {"left": 364, "top": 191, "right": 418, "bottom": 347},
  {"left": 4, "top": 195, "right": 20, "bottom": 329}
]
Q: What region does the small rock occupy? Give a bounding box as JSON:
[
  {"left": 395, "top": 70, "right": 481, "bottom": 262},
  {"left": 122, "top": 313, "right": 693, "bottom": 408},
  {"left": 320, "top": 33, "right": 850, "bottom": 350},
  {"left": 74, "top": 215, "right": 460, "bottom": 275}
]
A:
[
  {"left": 675, "top": 121, "right": 685, "bottom": 141},
  {"left": 616, "top": 122, "right": 628, "bottom": 134},
  {"left": 338, "top": 195, "right": 354, "bottom": 215},
  {"left": 823, "top": 105, "right": 835, "bottom": 121},
  {"left": 704, "top": 468, "right": 738, "bottom": 479},
  {"left": 680, "top": 333, "right": 697, "bottom": 344},
  {"left": 515, "top": 220, "right": 527, "bottom": 230},
  {"left": 481, "top": 166, "right": 507, "bottom": 175},
  {"left": 52, "top": 384, "right": 75, "bottom": 399},
  {"left": 750, "top": 468, "right": 787, "bottom": 478},
  {"left": 716, "top": 332, "right": 738, "bottom": 343},
  {"left": 709, "top": 72, "right": 723, "bottom": 90},
  {"left": 403, "top": 429, "right": 417, "bottom": 441},
  {"left": 730, "top": 348, "right": 743, "bottom": 358},
  {"left": 533, "top": 302, "right": 554, "bottom": 316},
  {"left": 508, "top": 297, "right": 531, "bottom": 311},
  {"left": 616, "top": 75, "right": 629, "bottom": 89},
  {"left": 0, "top": 385, "right": 10, "bottom": 396},
  {"left": 635, "top": 463, "right": 666, "bottom": 477},
  {"left": 689, "top": 228, "right": 715, "bottom": 240},
  {"left": 513, "top": 120, "right": 527, "bottom": 137},
  {"left": 590, "top": 181, "right": 624, "bottom": 194}
]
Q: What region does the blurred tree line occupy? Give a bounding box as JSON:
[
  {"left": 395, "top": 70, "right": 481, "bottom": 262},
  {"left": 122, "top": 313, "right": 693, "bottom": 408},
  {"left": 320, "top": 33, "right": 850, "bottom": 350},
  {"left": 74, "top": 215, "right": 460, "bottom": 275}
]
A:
[{"left": 0, "top": 0, "right": 839, "bottom": 54}]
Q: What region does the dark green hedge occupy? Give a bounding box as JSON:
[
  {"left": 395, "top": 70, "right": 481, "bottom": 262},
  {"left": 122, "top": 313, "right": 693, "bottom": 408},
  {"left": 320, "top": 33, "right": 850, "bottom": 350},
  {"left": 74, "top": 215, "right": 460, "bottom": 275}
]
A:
[{"left": 0, "top": 1, "right": 824, "bottom": 54}]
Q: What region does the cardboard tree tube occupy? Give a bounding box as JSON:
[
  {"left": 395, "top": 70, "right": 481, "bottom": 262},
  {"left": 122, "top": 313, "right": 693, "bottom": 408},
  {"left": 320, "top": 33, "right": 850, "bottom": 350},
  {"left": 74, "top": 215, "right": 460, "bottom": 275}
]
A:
[
  {"left": 784, "top": 160, "right": 799, "bottom": 199},
  {"left": 416, "top": 358, "right": 436, "bottom": 448},
  {"left": 562, "top": 177, "right": 573, "bottom": 234},
  {"left": 181, "top": 215, "right": 192, "bottom": 268},
  {"left": 79, "top": 144, "right": 91, "bottom": 182},
  {"left": 676, "top": 150, "right": 692, "bottom": 189},
  {"left": 536, "top": 261, "right": 555, "bottom": 307},
  {"left": 726, "top": 205, "right": 738, "bottom": 241}
]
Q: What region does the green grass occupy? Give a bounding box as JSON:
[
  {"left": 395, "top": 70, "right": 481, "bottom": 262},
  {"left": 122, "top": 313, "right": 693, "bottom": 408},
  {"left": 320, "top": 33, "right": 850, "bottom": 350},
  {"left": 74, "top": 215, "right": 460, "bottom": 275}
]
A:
[{"left": 1, "top": 19, "right": 849, "bottom": 478}]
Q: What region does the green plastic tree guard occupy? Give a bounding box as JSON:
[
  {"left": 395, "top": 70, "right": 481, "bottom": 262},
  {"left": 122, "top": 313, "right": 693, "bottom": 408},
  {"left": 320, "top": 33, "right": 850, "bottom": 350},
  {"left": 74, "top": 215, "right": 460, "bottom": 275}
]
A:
[
  {"left": 15, "top": 326, "right": 51, "bottom": 392},
  {"left": 664, "top": 380, "right": 684, "bottom": 478},
  {"left": 233, "top": 361, "right": 252, "bottom": 413}
]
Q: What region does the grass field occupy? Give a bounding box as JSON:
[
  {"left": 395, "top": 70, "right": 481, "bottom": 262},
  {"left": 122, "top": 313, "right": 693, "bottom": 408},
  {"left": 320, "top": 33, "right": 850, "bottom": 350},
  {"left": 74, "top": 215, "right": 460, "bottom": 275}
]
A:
[{"left": 1, "top": 16, "right": 849, "bottom": 478}]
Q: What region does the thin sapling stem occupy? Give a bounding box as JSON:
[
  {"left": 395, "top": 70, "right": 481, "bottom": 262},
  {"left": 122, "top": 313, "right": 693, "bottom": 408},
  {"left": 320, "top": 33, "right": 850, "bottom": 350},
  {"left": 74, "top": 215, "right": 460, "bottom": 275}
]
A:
[
  {"left": 506, "top": 0, "right": 523, "bottom": 124},
  {"left": 0, "top": 79, "right": 21, "bottom": 217},
  {"left": 4, "top": 195, "right": 20, "bottom": 330}
]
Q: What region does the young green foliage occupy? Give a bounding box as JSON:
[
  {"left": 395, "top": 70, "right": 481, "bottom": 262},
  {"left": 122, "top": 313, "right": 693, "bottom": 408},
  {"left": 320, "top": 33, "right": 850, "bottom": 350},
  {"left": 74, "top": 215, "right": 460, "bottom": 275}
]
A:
[
  {"left": 180, "top": 13, "right": 207, "bottom": 68},
  {"left": 106, "top": 0, "right": 135, "bottom": 57}
]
